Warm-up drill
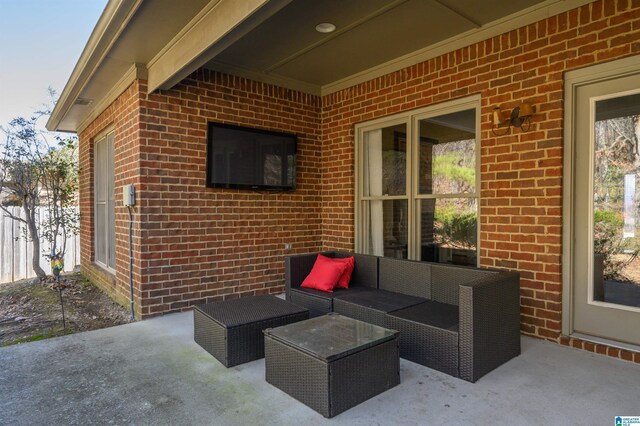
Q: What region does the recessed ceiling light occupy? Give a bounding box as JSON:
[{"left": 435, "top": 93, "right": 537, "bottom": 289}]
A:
[{"left": 315, "top": 23, "right": 336, "bottom": 33}]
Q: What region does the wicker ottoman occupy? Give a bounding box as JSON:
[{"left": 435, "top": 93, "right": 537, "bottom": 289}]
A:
[
  {"left": 194, "top": 295, "right": 309, "bottom": 367},
  {"left": 264, "top": 313, "right": 400, "bottom": 418}
]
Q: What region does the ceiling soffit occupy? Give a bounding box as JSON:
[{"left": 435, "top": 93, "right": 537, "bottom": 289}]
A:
[{"left": 50, "top": 0, "right": 594, "bottom": 132}]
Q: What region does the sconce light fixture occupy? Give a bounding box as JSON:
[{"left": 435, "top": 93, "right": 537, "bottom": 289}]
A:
[{"left": 492, "top": 102, "right": 534, "bottom": 136}]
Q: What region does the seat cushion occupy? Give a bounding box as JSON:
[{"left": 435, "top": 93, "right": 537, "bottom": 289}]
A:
[
  {"left": 387, "top": 300, "right": 459, "bottom": 332},
  {"left": 291, "top": 285, "right": 370, "bottom": 301},
  {"left": 333, "top": 288, "right": 427, "bottom": 313}
]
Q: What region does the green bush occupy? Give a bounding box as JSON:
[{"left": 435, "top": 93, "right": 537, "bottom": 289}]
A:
[
  {"left": 593, "top": 209, "right": 637, "bottom": 280},
  {"left": 434, "top": 207, "right": 477, "bottom": 249}
]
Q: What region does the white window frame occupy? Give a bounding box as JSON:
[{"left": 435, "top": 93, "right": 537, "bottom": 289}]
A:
[
  {"left": 94, "top": 127, "right": 116, "bottom": 273},
  {"left": 355, "top": 95, "right": 481, "bottom": 263}
]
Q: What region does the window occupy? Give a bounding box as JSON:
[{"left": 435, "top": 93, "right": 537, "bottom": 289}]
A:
[
  {"left": 94, "top": 130, "right": 115, "bottom": 271},
  {"left": 355, "top": 98, "right": 479, "bottom": 266}
]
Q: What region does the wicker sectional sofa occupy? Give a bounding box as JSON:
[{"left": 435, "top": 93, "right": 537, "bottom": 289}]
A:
[{"left": 285, "top": 251, "right": 521, "bottom": 382}]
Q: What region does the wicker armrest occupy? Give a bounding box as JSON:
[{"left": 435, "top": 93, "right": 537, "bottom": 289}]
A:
[
  {"left": 458, "top": 271, "right": 521, "bottom": 382},
  {"left": 285, "top": 253, "right": 327, "bottom": 297}
]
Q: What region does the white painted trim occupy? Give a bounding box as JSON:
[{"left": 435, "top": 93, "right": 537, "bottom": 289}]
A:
[
  {"left": 76, "top": 64, "right": 147, "bottom": 135},
  {"left": 562, "top": 55, "right": 640, "bottom": 336},
  {"left": 562, "top": 70, "right": 576, "bottom": 336},
  {"left": 92, "top": 124, "right": 115, "bottom": 144},
  {"left": 320, "top": 0, "right": 593, "bottom": 96},
  {"left": 146, "top": 0, "right": 224, "bottom": 70},
  {"left": 146, "top": 0, "right": 292, "bottom": 93},
  {"left": 46, "top": 0, "right": 144, "bottom": 132}
]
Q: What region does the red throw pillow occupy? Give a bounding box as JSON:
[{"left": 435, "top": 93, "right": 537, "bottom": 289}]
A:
[
  {"left": 332, "top": 256, "right": 355, "bottom": 289},
  {"left": 300, "top": 254, "right": 347, "bottom": 293}
]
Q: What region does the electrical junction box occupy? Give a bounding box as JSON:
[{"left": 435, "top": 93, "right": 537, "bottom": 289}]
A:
[{"left": 123, "top": 184, "right": 135, "bottom": 207}]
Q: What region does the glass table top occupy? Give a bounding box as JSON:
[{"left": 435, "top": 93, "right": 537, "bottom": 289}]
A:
[{"left": 264, "top": 313, "right": 399, "bottom": 362}]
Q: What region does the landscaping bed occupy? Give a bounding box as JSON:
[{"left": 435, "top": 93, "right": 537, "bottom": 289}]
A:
[{"left": 0, "top": 273, "right": 131, "bottom": 346}]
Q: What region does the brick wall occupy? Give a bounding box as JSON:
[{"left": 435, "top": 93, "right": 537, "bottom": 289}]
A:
[
  {"left": 78, "top": 0, "right": 639, "bottom": 361},
  {"left": 80, "top": 71, "right": 322, "bottom": 317},
  {"left": 320, "top": 0, "right": 640, "bottom": 362},
  {"left": 137, "top": 70, "right": 321, "bottom": 316},
  {"left": 79, "top": 80, "right": 143, "bottom": 312}
]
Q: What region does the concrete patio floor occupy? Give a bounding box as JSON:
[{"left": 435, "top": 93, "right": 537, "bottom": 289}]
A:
[{"left": 1, "top": 311, "right": 639, "bottom": 426}]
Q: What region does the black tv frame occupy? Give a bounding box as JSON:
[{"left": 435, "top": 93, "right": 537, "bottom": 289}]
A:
[{"left": 206, "top": 122, "right": 297, "bottom": 191}]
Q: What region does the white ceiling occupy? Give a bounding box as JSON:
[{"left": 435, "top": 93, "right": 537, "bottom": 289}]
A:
[{"left": 208, "top": 0, "right": 546, "bottom": 86}]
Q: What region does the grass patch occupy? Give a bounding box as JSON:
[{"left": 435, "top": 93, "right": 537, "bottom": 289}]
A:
[{"left": 1, "top": 329, "right": 75, "bottom": 347}]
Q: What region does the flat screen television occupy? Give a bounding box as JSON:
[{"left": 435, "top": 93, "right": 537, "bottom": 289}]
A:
[{"left": 206, "top": 122, "right": 297, "bottom": 191}]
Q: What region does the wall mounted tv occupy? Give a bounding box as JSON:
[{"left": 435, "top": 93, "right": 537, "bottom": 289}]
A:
[{"left": 206, "top": 122, "right": 297, "bottom": 191}]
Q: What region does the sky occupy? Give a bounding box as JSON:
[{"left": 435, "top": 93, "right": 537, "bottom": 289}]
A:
[{"left": 0, "top": 0, "right": 107, "bottom": 129}]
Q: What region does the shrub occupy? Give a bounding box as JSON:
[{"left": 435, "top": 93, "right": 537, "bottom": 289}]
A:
[{"left": 593, "top": 209, "right": 637, "bottom": 280}]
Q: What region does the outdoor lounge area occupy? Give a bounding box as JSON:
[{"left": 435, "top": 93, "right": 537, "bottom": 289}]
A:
[
  {"left": 5, "top": 0, "right": 635, "bottom": 422},
  {"left": 1, "top": 310, "right": 638, "bottom": 424}
]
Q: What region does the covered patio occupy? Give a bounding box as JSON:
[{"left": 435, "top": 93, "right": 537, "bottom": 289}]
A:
[{"left": 1, "top": 312, "right": 638, "bottom": 425}]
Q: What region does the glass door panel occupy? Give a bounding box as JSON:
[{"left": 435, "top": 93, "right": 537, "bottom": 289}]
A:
[{"left": 592, "top": 92, "right": 640, "bottom": 309}]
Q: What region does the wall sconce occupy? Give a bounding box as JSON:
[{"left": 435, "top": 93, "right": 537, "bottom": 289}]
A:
[{"left": 492, "top": 102, "right": 534, "bottom": 136}]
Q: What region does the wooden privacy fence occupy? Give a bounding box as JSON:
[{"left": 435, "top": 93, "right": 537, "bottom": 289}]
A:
[{"left": 0, "top": 206, "right": 80, "bottom": 284}]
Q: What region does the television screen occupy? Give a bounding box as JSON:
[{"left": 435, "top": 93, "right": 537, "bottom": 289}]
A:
[{"left": 206, "top": 122, "right": 297, "bottom": 191}]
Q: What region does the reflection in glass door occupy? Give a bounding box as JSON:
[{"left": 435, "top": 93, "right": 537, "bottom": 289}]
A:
[{"left": 592, "top": 92, "right": 640, "bottom": 309}]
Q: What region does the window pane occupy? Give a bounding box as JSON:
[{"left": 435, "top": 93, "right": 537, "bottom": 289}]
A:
[
  {"left": 94, "top": 132, "right": 115, "bottom": 269},
  {"left": 593, "top": 92, "right": 640, "bottom": 308},
  {"left": 418, "top": 109, "right": 476, "bottom": 194},
  {"left": 95, "top": 206, "right": 106, "bottom": 265},
  {"left": 362, "top": 199, "right": 408, "bottom": 258},
  {"left": 95, "top": 139, "right": 106, "bottom": 202},
  {"left": 107, "top": 135, "right": 115, "bottom": 269},
  {"left": 107, "top": 198, "right": 116, "bottom": 269},
  {"left": 420, "top": 198, "right": 477, "bottom": 266},
  {"left": 363, "top": 123, "right": 407, "bottom": 196}
]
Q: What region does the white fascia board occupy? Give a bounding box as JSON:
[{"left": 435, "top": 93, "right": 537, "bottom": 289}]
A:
[{"left": 46, "top": 0, "right": 143, "bottom": 132}]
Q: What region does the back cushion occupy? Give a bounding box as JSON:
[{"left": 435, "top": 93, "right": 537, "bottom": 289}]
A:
[
  {"left": 431, "top": 264, "right": 494, "bottom": 305},
  {"left": 379, "top": 257, "right": 431, "bottom": 298},
  {"left": 335, "top": 252, "right": 378, "bottom": 288}
]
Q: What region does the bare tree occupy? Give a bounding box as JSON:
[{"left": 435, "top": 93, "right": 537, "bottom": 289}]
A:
[
  {"left": 1, "top": 115, "right": 48, "bottom": 278},
  {"left": 0, "top": 93, "right": 79, "bottom": 280}
]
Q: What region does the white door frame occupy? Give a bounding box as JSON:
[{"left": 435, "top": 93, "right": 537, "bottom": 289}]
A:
[{"left": 562, "top": 54, "right": 640, "bottom": 340}]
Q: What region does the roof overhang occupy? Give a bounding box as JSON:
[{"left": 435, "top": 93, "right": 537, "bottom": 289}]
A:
[{"left": 47, "top": 0, "right": 594, "bottom": 134}]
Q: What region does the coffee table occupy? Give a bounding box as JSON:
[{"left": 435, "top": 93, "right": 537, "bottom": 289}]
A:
[
  {"left": 264, "top": 313, "right": 400, "bottom": 418},
  {"left": 194, "top": 295, "right": 309, "bottom": 367}
]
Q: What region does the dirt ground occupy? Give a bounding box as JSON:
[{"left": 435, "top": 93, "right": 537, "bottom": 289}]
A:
[
  {"left": 612, "top": 253, "right": 640, "bottom": 284},
  {"left": 0, "top": 273, "right": 131, "bottom": 346}
]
